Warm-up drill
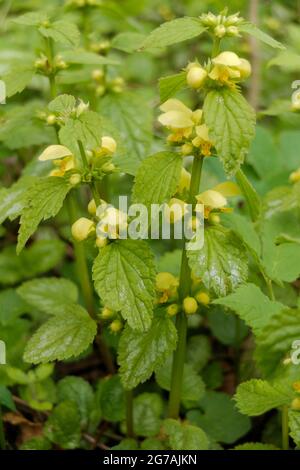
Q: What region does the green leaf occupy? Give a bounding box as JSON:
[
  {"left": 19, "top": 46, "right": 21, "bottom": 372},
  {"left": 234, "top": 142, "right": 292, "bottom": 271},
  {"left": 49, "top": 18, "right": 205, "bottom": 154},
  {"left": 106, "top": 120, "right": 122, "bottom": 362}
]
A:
[
  {"left": 155, "top": 357, "right": 205, "bottom": 402},
  {"left": 23, "top": 304, "right": 97, "bottom": 364},
  {"left": 221, "top": 212, "right": 261, "bottom": 258},
  {"left": 248, "top": 126, "right": 282, "bottom": 179},
  {"left": 142, "top": 17, "right": 206, "bottom": 49},
  {"left": 118, "top": 310, "right": 177, "bottom": 389},
  {"left": 112, "top": 439, "right": 139, "bottom": 450},
  {"left": 235, "top": 379, "right": 293, "bottom": 416},
  {"left": 133, "top": 393, "right": 163, "bottom": 437},
  {"left": 17, "top": 278, "right": 78, "bottom": 315},
  {"left": 132, "top": 151, "right": 182, "bottom": 210},
  {"left": 99, "top": 92, "right": 153, "bottom": 175},
  {"left": 213, "top": 283, "right": 284, "bottom": 335},
  {"left": 239, "top": 22, "right": 285, "bottom": 50},
  {"left": 44, "top": 401, "right": 81, "bottom": 449},
  {"left": 48, "top": 94, "right": 76, "bottom": 115},
  {"left": 235, "top": 169, "right": 261, "bottom": 222},
  {"left": 39, "top": 21, "right": 80, "bottom": 47},
  {"left": 57, "top": 376, "right": 97, "bottom": 429},
  {"left": 203, "top": 88, "right": 256, "bottom": 176},
  {"left": 20, "top": 437, "right": 52, "bottom": 450},
  {"left": 60, "top": 50, "right": 119, "bottom": 66},
  {"left": 0, "top": 385, "right": 16, "bottom": 411},
  {"left": 12, "top": 12, "right": 48, "bottom": 26},
  {"left": 264, "top": 242, "right": 300, "bottom": 283},
  {"left": 0, "top": 289, "right": 29, "bottom": 326},
  {"left": 255, "top": 308, "right": 300, "bottom": 375},
  {"left": 111, "top": 32, "right": 146, "bottom": 52},
  {"left": 234, "top": 442, "right": 280, "bottom": 450},
  {"left": 3, "top": 64, "right": 35, "bottom": 97},
  {"left": 157, "top": 249, "right": 182, "bottom": 276},
  {"left": 159, "top": 72, "right": 187, "bottom": 103},
  {"left": 264, "top": 185, "right": 300, "bottom": 218},
  {"left": 207, "top": 307, "right": 248, "bottom": 346},
  {"left": 186, "top": 335, "right": 211, "bottom": 372},
  {"left": 289, "top": 410, "right": 300, "bottom": 447},
  {"left": 187, "top": 391, "right": 251, "bottom": 444},
  {"left": 141, "top": 438, "right": 165, "bottom": 450},
  {"left": 99, "top": 376, "right": 125, "bottom": 422},
  {"left": 17, "top": 177, "right": 72, "bottom": 253},
  {"left": 187, "top": 226, "right": 248, "bottom": 297},
  {"left": 93, "top": 240, "right": 156, "bottom": 332},
  {"left": 163, "top": 419, "right": 209, "bottom": 450}
]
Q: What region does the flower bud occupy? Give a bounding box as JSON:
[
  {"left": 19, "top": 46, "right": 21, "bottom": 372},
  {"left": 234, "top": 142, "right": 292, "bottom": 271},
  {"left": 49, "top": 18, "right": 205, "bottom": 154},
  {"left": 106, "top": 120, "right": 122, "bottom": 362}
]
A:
[
  {"left": 96, "top": 236, "right": 108, "bottom": 248},
  {"left": 200, "top": 12, "right": 218, "bottom": 27},
  {"left": 181, "top": 143, "right": 194, "bottom": 156},
  {"left": 156, "top": 272, "right": 179, "bottom": 292},
  {"left": 69, "top": 174, "right": 81, "bottom": 186},
  {"left": 96, "top": 85, "right": 106, "bottom": 97},
  {"left": 289, "top": 169, "right": 300, "bottom": 183},
  {"left": 102, "top": 162, "right": 116, "bottom": 173},
  {"left": 101, "top": 136, "right": 117, "bottom": 154},
  {"left": 167, "top": 304, "right": 179, "bottom": 317},
  {"left": 88, "top": 199, "right": 97, "bottom": 215},
  {"left": 226, "top": 14, "right": 243, "bottom": 26},
  {"left": 214, "top": 24, "right": 226, "bottom": 38},
  {"left": 101, "top": 306, "right": 114, "bottom": 319},
  {"left": 110, "top": 319, "right": 123, "bottom": 333},
  {"left": 226, "top": 26, "right": 239, "bottom": 37},
  {"left": 186, "top": 65, "right": 207, "bottom": 89},
  {"left": 183, "top": 296, "right": 198, "bottom": 315},
  {"left": 195, "top": 291, "right": 210, "bottom": 306},
  {"left": 293, "top": 381, "right": 300, "bottom": 393},
  {"left": 71, "top": 217, "right": 95, "bottom": 241},
  {"left": 92, "top": 69, "right": 104, "bottom": 81},
  {"left": 238, "top": 58, "right": 252, "bottom": 79},
  {"left": 46, "top": 114, "right": 56, "bottom": 125},
  {"left": 209, "top": 213, "right": 221, "bottom": 224},
  {"left": 177, "top": 167, "right": 191, "bottom": 194},
  {"left": 291, "top": 398, "right": 300, "bottom": 411}
]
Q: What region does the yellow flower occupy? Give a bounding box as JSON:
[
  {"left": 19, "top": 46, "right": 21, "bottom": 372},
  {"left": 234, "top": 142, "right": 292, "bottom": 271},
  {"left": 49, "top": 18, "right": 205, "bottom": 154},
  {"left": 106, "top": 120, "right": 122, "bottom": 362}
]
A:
[
  {"left": 71, "top": 217, "right": 95, "bottom": 241},
  {"left": 291, "top": 398, "right": 300, "bottom": 411},
  {"left": 177, "top": 167, "right": 191, "bottom": 194},
  {"left": 192, "top": 124, "right": 213, "bottom": 156},
  {"left": 101, "top": 136, "right": 117, "bottom": 154},
  {"left": 88, "top": 199, "right": 97, "bottom": 215},
  {"left": 39, "top": 145, "right": 76, "bottom": 177},
  {"left": 186, "top": 63, "right": 208, "bottom": 89},
  {"left": 97, "top": 206, "right": 128, "bottom": 240},
  {"left": 183, "top": 297, "right": 198, "bottom": 315},
  {"left": 156, "top": 272, "right": 179, "bottom": 304},
  {"left": 209, "top": 51, "right": 251, "bottom": 85},
  {"left": 158, "top": 99, "right": 202, "bottom": 143},
  {"left": 110, "top": 319, "right": 123, "bottom": 333},
  {"left": 196, "top": 182, "right": 240, "bottom": 218},
  {"left": 195, "top": 291, "right": 210, "bottom": 306},
  {"left": 167, "top": 304, "right": 179, "bottom": 317},
  {"left": 101, "top": 306, "right": 114, "bottom": 319},
  {"left": 289, "top": 168, "right": 300, "bottom": 183}
]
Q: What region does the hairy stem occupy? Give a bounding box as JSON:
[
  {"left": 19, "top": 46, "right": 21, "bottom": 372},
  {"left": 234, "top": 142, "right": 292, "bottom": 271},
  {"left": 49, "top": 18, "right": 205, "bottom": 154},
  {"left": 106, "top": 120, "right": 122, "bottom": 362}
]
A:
[
  {"left": 77, "top": 139, "right": 101, "bottom": 206},
  {"left": 126, "top": 391, "right": 134, "bottom": 438},
  {"left": 168, "top": 156, "right": 204, "bottom": 419}
]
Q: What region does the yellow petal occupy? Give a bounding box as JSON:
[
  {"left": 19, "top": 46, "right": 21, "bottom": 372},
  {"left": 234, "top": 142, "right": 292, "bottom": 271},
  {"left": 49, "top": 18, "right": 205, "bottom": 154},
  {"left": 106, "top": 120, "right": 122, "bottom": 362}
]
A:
[
  {"left": 196, "top": 190, "right": 227, "bottom": 209},
  {"left": 213, "top": 182, "right": 240, "bottom": 197},
  {"left": 158, "top": 110, "right": 194, "bottom": 129},
  {"left": 101, "top": 136, "right": 117, "bottom": 154},
  {"left": 196, "top": 124, "right": 210, "bottom": 142},
  {"left": 39, "top": 145, "right": 73, "bottom": 161},
  {"left": 177, "top": 167, "right": 191, "bottom": 193},
  {"left": 212, "top": 51, "right": 241, "bottom": 67},
  {"left": 160, "top": 98, "right": 192, "bottom": 115}
]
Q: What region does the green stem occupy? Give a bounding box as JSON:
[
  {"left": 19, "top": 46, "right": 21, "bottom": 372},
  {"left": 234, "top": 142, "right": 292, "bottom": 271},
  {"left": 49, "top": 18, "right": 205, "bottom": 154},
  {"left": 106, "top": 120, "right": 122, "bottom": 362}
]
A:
[
  {"left": 168, "top": 156, "right": 204, "bottom": 419},
  {"left": 212, "top": 37, "right": 221, "bottom": 57},
  {"left": 126, "top": 390, "right": 134, "bottom": 438},
  {"left": 0, "top": 406, "right": 5, "bottom": 450},
  {"left": 66, "top": 193, "right": 96, "bottom": 317},
  {"left": 77, "top": 140, "right": 101, "bottom": 206},
  {"left": 44, "top": 37, "right": 57, "bottom": 100},
  {"left": 282, "top": 405, "right": 289, "bottom": 450}
]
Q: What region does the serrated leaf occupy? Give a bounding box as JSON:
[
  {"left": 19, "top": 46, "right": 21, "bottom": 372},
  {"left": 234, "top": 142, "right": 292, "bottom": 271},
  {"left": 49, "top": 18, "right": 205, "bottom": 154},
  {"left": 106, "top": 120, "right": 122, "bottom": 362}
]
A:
[
  {"left": 48, "top": 94, "right": 76, "bottom": 115},
  {"left": 255, "top": 308, "right": 300, "bottom": 375},
  {"left": 264, "top": 184, "right": 300, "bottom": 218},
  {"left": 234, "top": 442, "right": 280, "bottom": 450},
  {"left": 213, "top": 283, "right": 284, "bottom": 335},
  {"left": 155, "top": 357, "right": 205, "bottom": 402},
  {"left": 142, "top": 17, "right": 206, "bottom": 49},
  {"left": 221, "top": 212, "right": 261, "bottom": 258},
  {"left": 133, "top": 393, "right": 163, "bottom": 437},
  {"left": 3, "top": 64, "right": 35, "bottom": 97},
  {"left": 13, "top": 12, "right": 48, "bottom": 26},
  {"left": 111, "top": 32, "right": 146, "bottom": 52},
  {"left": 17, "top": 177, "right": 72, "bottom": 253},
  {"left": 163, "top": 419, "right": 209, "bottom": 450},
  {"left": 207, "top": 307, "right": 248, "bottom": 346},
  {"left": 132, "top": 151, "right": 182, "bottom": 210},
  {"left": 39, "top": 21, "right": 80, "bottom": 47},
  {"left": 99, "top": 376, "right": 125, "bottom": 422},
  {"left": 187, "top": 226, "right": 248, "bottom": 297},
  {"left": 60, "top": 50, "right": 119, "bottom": 66},
  {"left": 187, "top": 391, "right": 251, "bottom": 444},
  {"left": 99, "top": 92, "right": 153, "bottom": 175},
  {"left": 235, "top": 379, "right": 293, "bottom": 416},
  {"left": 44, "top": 401, "right": 81, "bottom": 449},
  {"left": 264, "top": 242, "right": 300, "bottom": 283},
  {"left": 239, "top": 22, "right": 285, "bottom": 50},
  {"left": 159, "top": 72, "right": 187, "bottom": 103},
  {"left": 0, "top": 176, "right": 35, "bottom": 225},
  {"left": 17, "top": 278, "right": 78, "bottom": 315},
  {"left": 118, "top": 310, "right": 177, "bottom": 389},
  {"left": 289, "top": 410, "right": 300, "bottom": 447},
  {"left": 23, "top": 304, "right": 97, "bottom": 364},
  {"left": 204, "top": 88, "right": 256, "bottom": 176},
  {"left": 93, "top": 240, "right": 156, "bottom": 332},
  {"left": 0, "top": 289, "right": 29, "bottom": 326},
  {"left": 235, "top": 169, "right": 261, "bottom": 222}
]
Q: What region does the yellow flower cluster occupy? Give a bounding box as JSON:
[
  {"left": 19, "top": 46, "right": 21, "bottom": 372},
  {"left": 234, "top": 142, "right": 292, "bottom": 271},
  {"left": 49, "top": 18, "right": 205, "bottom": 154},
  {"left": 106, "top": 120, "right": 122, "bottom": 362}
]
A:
[
  {"left": 196, "top": 181, "right": 240, "bottom": 219},
  {"left": 199, "top": 12, "right": 244, "bottom": 39},
  {"left": 209, "top": 51, "right": 251, "bottom": 86},
  {"left": 158, "top": 98, "right": 214, "bottom": 157}
]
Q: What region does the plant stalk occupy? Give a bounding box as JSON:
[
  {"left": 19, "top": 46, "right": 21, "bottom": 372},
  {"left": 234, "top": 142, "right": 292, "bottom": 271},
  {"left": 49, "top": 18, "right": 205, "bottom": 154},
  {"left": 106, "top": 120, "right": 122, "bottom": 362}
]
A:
[
  {"left": 168, "top": 155, "right": 204, "bottom": 419},
  {"left": 282, "top": 405, "right": 289, "bottom": 450},
  {"left": 126, "top": 390, "right": 134, "bottom": 438}
]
